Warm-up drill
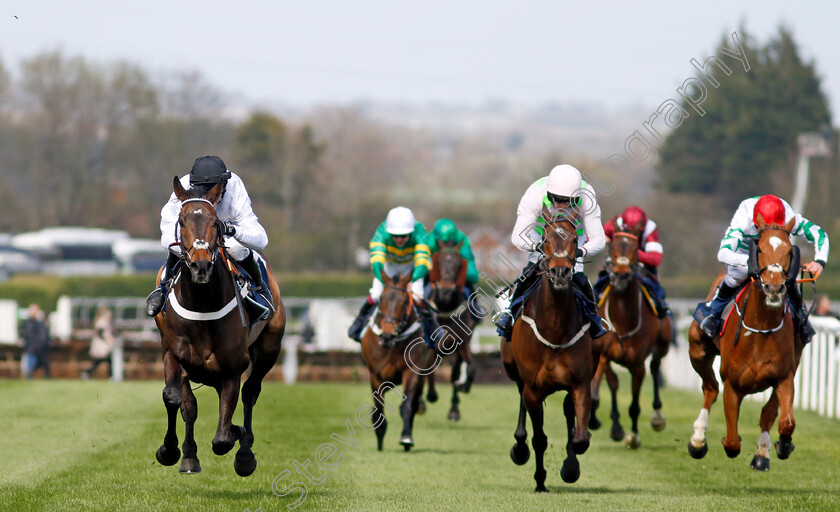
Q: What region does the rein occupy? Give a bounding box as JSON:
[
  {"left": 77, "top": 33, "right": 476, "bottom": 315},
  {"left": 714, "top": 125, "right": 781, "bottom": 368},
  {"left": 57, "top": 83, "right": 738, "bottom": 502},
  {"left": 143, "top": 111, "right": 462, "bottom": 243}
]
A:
[{"left": 372, "top": 283, "right": 417, "bottom": 342}]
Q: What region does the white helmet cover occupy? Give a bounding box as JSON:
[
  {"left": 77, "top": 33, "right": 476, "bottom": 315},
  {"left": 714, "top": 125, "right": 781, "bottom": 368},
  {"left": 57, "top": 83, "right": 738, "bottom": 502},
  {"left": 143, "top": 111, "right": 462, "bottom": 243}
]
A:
[
  {"left": 385, "top": 206, "right": 416, "bottom": 235},
  {"left": 546, "top": 164, "right": 583, "bottom": 197}
]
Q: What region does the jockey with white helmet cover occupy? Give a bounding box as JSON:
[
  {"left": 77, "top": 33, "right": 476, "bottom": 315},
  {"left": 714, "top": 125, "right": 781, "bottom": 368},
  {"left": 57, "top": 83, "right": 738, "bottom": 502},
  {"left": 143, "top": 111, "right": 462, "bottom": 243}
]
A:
[
  {"left": 145, "top": 156, "right": 272, "bottom": 318},
  {"left": 695, "top": 194, "right": 829, "bottom": 342},
  {"left": 496, "top": 164, "right": 608, "bottom": 340},
  {"left": 347, "top": 206, "right": 440, "bottom": 346}
]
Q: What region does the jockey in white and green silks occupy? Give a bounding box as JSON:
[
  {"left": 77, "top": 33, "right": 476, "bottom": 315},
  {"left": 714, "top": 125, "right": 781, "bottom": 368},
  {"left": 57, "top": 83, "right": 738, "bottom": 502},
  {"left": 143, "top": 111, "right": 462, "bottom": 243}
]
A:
[
  {"left": 347, "top": 207, "right": 439, "bottom": 345},
  {"left": 495, "top": 164, "right": 608, "bottom": 340}
]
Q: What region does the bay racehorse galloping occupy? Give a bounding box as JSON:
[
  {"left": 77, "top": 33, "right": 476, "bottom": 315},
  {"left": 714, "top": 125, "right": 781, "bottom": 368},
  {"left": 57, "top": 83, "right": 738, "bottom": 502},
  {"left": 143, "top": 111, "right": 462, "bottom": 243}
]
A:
[
  {"left": 589, "top": 232, "right": 671, "bottom": 448},
  {"left": 154, "top": 177, "right": 285, "bottom": 476},
  {"left": 361, "top": 272, "right": 435, "bottom": 451},
  {"left": 501, "top": 211, "right": 596, "bottom": 492},
  {"left": 426, "top": 241, "right": 477, "bottom": 421},
  {"left": 687, "top": 215, "right": 803, "bottom": 471}
]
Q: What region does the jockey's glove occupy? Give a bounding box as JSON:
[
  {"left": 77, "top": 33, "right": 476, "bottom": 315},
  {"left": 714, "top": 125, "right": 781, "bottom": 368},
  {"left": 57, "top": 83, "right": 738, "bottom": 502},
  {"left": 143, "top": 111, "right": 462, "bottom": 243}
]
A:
[{"left": 223, "top": 221, "right": 236, "bottom": 236}]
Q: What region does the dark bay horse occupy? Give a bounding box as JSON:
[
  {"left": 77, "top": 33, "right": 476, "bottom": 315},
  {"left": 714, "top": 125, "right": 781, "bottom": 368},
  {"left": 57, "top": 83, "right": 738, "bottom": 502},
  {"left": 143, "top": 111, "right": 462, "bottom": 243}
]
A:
[
  {"left": 687, "top": 215, "right": 803, "bottom": 471},
  {"left": 501, "top": 211, "right": 596, "bottom": 492},
  {"left": 154, "top": 177, "right": 285, "bottom": 476},
  {"left": 361, "top": 272, "right": 434, "bottom": 451},
  {"left": 590, "top": 232, "right": 671, "bottom": 448},
  {"left": 426, "top": 242, "right": 477, "bottom": 421}
]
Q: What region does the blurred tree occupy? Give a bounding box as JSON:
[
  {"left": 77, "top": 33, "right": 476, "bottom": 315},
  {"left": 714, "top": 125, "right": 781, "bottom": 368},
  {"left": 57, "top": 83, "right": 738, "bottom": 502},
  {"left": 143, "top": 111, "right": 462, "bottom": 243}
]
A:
[{"left": 658, "top": 26, "right": 831, "bottom": 209}]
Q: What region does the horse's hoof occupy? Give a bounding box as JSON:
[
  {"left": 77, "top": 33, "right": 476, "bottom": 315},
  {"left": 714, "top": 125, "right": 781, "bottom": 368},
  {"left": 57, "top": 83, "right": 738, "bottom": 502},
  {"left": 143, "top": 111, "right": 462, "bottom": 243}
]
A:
[
  {"left": 234, "top": 452, "right": 257, "bottom": 477},
  {"left": 651, "top": 410, "right": 666, "bottom": 431},
  {"left": 448, "top": 409, "right": 460, "bottom": 422},
  {"left": 688, "top": 441, "right": 708, "bottom": 459},
  {"left": 610, "top": 423, "right": 625, "bottom": 442},
  {"left": 212, "top": 439, "right": 235, "bottom": 456},
  {"left": 400, "top": 435, "right": 414, "bottom": 451},
  {"left": 510, "top": 443, "right": 530, "bottom": 465},
  {"left": 625, "top": 432, "right": 641, "bottom": 449},
  {"left": 156, "top": 445, "right": 180, "bottom": 466},
  {"left": 534, "top": 484, "right": 548, "bottom": 493},
  {"left": 427, "top": 390, "right": 438, "bottom": 403},
  {"left": 560, "top": 458, "right": 581, "bottom": 483},
  {"left": 417, "top": 400, "right": 426, "bottom": 415},
  {"left": 571, "top": 436, "right": 590, "bottom": 455},
  {"left": 750, "top": 455, "right": 770, "bottom": 472},
  {"left": 722, "top": 442, "right": 741, "bottom": 458},
  {"left": 774, "top": 438, "right": 795, "bottom": 460},
  {"left": 179, "top": 457, "right": 201, "bottom": 474},
  {"left": 588, "top": 415, "right": 602, "bottom": 430}
]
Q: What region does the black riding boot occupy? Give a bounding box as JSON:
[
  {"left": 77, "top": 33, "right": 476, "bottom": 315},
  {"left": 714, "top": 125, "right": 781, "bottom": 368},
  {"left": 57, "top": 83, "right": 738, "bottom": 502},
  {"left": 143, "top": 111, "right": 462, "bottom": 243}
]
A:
[
  {"left": 495, "top": 261, "right": 539, "bottom": 338},
  {"left": 348, "top": 300, "right": 376, "bottom": 342},
  {"left": 787, "top": 279, "right": 815, "bottom": 344},
  {"left": 696, "top": 281, "right": 739, "bottom": 338},
  {"left": 145, "top": 252, "right": 180, "bottom": 317},
  {"left": 572, "top": 272, "right": 608, "bottom": 339},
  {"left": 240, "top": 250, "right": 266, "bottom": 291},
  {"left": 417, "top": 301, "right": 441, "bottom": 349}
]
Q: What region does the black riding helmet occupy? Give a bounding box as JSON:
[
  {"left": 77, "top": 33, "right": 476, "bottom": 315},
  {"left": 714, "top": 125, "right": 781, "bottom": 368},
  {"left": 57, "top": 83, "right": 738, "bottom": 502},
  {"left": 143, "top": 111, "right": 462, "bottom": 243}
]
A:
[{"left": 189, "top": 156, "right": 231, "bottom": 193}]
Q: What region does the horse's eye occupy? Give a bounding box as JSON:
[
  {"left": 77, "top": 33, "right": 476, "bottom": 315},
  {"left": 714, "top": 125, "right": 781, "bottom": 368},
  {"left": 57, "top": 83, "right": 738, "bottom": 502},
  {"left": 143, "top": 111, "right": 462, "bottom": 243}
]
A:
[{"left": 178, "top": 219, "right": 184, "bottom": 227}]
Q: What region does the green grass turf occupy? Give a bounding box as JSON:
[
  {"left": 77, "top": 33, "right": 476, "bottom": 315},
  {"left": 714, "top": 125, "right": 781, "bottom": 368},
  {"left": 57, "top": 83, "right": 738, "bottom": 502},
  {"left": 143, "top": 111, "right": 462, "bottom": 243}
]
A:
[{"left": 1, "top": 376, "right": 839, "bottom": 512}]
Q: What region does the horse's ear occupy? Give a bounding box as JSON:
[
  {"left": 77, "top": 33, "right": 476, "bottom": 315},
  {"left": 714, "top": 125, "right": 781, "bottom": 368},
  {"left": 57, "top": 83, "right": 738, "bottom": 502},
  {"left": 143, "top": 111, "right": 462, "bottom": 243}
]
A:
[
  {"left": 398, "top": 273, "right": 412, "bottom": 287},
  {"left": 381, "top": 273, "right": 392, "bottom": 286},
  {"left": 204, "top": 181, "right": 224, "bottom": 205},
  {"left": 755, "top": 212, "right": 767, "bottom": 230},
  {"left": 783, "top": 216, "right": 795, "bottom": 233},
  {"left": 173, "top": 176, "right": 189, "bottom": 201}
]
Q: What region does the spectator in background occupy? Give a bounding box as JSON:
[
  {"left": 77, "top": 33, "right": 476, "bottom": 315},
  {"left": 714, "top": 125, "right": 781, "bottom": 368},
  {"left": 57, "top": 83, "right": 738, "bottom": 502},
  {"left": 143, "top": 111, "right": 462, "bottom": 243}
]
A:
[
  {"left": 813, "top": 294, "right": 840, "bottom": 320},
  {"left": 20, "top": 304, "right": 51, "bottom": 379},
  {"left": 81, "top": 306, "right": 116, "bottom": 380}
]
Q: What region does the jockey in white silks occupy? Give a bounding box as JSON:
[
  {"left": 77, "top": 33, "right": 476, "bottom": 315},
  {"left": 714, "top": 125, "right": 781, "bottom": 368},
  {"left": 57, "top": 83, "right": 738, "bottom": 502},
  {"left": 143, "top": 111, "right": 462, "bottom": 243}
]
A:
[
  {"left": 145, "top": 155, "right": 272, "bottom": 318},
  {"left": 495, "top": 164, "right": 608, "bottom": 340}
]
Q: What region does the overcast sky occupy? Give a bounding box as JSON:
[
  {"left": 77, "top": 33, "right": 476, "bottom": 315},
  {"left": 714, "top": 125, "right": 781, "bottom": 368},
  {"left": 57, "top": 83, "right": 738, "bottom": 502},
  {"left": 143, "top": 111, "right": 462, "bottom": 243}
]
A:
[{"left": 2, "top": 1, "right": 838, "bottom": 119}]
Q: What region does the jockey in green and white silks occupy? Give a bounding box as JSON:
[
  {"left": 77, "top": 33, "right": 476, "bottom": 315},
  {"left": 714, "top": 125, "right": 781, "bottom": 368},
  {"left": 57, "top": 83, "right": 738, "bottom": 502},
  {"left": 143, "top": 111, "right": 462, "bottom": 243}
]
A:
[
  {"left": 425, "top": 218, "right": 479, "bottom": 285},
  {"left": 695, "top": 194, "right": 829, "bottom": 342},
  {"left": 495, "top": 164, "right": 608, "bottom": 340},
  {"left": 347, "top": 207, "right": 439, "bottom": 345}
]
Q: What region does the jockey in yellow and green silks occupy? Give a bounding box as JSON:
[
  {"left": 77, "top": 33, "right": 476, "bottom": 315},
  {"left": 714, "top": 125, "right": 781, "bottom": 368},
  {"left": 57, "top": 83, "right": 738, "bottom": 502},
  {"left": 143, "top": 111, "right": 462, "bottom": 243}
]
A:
[
  {"left": 347, "top": 207, "right": 439, "bottom": 346},
  {"left": 424, "top": 218, "right": 479, "bottom": 295}
]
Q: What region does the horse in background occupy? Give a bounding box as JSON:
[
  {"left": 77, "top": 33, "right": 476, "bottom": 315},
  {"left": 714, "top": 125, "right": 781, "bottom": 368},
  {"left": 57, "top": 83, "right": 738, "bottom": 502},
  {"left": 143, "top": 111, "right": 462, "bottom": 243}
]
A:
[
  {"left": 589, "top": 232, "right": 671, "bottom": 448},
  {"left": 154, "top": 177, "right": 286, "bottom": 476},
  {"left": 361, "top": 272, "right": 435, "bottom": 451},
  {"left": 501, "top": 211, "right": 597, "bottom": 492},
  {"left": 426, "top": 241, "right": 477, "bottom": 421},
  {"left": 687, "top": 215, "right": 803, "bottom": 471}
]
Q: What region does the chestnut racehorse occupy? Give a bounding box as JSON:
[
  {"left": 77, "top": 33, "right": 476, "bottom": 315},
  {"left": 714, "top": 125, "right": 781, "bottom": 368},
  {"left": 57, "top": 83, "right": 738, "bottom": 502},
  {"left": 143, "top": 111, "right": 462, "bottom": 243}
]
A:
[
  {"left": 687, "top": 215, "right": 803, "bottom": 471},
  {"left": 426, "top": 242, "right": 477, "bottom": 421},
  {"left": 501, "top": 211, "right": 596, "bottom": 492},
  {"left": 589, "top": 232, "right": 671, "bottom": 448},
  {"left": 154, "top": 177, "right": 286, "bottom": 476},
  {"left": 361, "top": 272, "right": 435, "bottom": 451}
]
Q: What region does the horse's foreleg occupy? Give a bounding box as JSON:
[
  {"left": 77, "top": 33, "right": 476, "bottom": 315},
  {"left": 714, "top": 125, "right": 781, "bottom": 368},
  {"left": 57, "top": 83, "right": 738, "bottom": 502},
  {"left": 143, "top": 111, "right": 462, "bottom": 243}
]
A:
[
  {"left": 688, "top": 330, "right": 719, "bottom": 459},
  {"left": 399, "top": 371, "right": 423, "bottom": 451},
  {"left": 456, "top": 341, "right": 476, "bottom": 393},
  {"left": 589, "top": 355, "right": 606, "bottom": 430},
  {"left": 625, "top": 365, "right": 645, "bottom": 449},
  {"left": 649, "top": 346, "right": 666, "bottom": 432},
  {"left": 605, "top": 362, "right": 624, "bottom": 442},
  {"left": 426, "top": 368, "right": 438, "bottom": 403},
  {"left": 774, "top": 376, "right": 796, "bottom": 461},
  {"left": 212, "top": 377, "right": 241, "bottom": 457},
  {"left": 721, "top": 383, "right": 743, "bottom": 458},
  {"left": 178, "top": 379, "right": 201, "bottom": 474},
  {"left": 370, "top": 376, "right": 388, "bottom": 451},
  {"left": 448, "top": 352, "right": 462, "bottom": 422},
  {"left": 236, "top": 343, "right": 281, "bottom": 477},
  {"left": 156, "top": 351, "right": 182, "bottom": 466},
  {"left": 510, "top": 380, "right": 530, "bottom": 465},
  {"left": 560, "top": 389, "right": 589, "bottom": 484},
  {"left": 523, "top": 385, "right": 548, "bottom": 492},
  {"left": 752, "top": 390, "right": 779, "bottom": 471}
]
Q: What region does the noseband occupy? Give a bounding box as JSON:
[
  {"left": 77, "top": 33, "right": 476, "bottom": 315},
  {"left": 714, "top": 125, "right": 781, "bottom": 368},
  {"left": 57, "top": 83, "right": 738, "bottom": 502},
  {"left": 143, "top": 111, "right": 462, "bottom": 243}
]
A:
[{"left": 176, "top": 198, "right": 223, "bottom": 268}]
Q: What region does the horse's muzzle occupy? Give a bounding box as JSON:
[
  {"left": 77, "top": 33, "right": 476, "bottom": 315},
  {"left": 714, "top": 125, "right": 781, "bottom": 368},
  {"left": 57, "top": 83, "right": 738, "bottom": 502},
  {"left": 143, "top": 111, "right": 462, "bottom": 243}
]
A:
[
  {"left": 189, "top": 261, "right": 213, "bottom": 284},
  {"left": 611, "top": 273, "right": 632, "bottom": 293},
  {"left": 762, "top": 282, "right": 786, "bottom": 308},
  {"left": 547, "top": 266, "right": 572, "bottom": 290}
]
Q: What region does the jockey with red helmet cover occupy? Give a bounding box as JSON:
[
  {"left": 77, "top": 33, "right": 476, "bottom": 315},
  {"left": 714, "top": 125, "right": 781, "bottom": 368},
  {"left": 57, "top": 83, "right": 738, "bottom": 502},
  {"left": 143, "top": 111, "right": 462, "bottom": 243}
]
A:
[
  {"left": 495, "top": 164, "right": 608, "bottom": 340},
  {"left": 695, "top": 194, "right": 829, "bottom": 342},
  {"left": 593, "top": 205, "right": 670, "bottom": 317}
]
